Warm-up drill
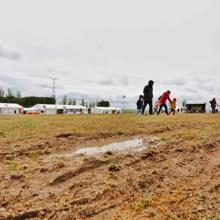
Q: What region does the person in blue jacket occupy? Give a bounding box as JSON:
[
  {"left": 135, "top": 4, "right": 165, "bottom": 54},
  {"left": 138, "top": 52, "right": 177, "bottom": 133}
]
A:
[{"left": 137, "top": 95, "right": 144, "bottom": 115}]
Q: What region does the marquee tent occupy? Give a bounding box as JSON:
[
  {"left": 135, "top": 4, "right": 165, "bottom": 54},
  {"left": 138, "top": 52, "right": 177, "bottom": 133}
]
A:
[{"left": 0, "top": 103, "right": 23, "bottom": 115}]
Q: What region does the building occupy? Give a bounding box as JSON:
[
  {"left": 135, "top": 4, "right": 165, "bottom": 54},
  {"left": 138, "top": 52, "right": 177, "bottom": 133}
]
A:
[
  {"left": 185, "top": 103, "right": 206, "bottom": 113},
  {"left": 92, "top": 106, "right": 121, "bottom": 114},
  {"left": 24, "top": 104, "right": 88, "bottom": 115},
  {"left": 0, "top": 103, "right": 23, "bottom": 115}
]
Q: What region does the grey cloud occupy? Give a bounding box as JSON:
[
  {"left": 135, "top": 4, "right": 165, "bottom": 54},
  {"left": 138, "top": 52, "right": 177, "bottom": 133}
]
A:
[
  {"left": 185, "top": 88, "right": 199, "bottom": 95},
  {"left": 193, "top": 78, "right": 215, "bottom": 93},
  {"left": 119, "top": 75, "right": 129, "bottom": 86},
  {"left": 170, "top": 79, "right": 187, "bottom": 87},
  {"left": 98, "top": 79, "right": 116, "bottom": 86},
  {"left": 193, "top": 77, "right": 205, "bottom": 84},
  {"left": 202, "top": 85, "right": 215, "bottom": 93},
  {"left": 47, "top": 67, "right": 69, "bottom": 76},
  {"left": 159, "top": 78, "right": 187, "bottom": 87},
  {"left": 0, "top": 46, "right": 21, "bottom": 60},
  {"left": 36, "top": 82, "right": 64, "bottom": 90},
  {"left": 83, "top": 79, "right": 94, "bottom": 84},
  {"left": 0, "top": 75, "right": 31, "bottom": 93},
  {"left": 98, "top": 76, "right": 130, "bottom": 86},
  {"left": 193, "top": 77, "right": 214, "bottom": 84},
  {"left": 178, "top": 92, "right": 204, "bottom": 103},
  {"left": 36, "top": 83, "right": 52, "bottom": 89},
  {"left": 30, "top": 67, "right": 68, "bottom": 79},
  {"left": 29, "top": 73, "right": 48, "bottom": 78},
  {"left": 0, "top": 74, "right": 63, "bottom": 97},
  {"left": 61, "top": 92, "right": 101, "bottom": 100}
]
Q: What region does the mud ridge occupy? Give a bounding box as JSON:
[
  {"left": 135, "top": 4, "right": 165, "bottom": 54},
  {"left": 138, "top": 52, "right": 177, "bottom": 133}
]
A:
[
  {"left": 50, "top": 159, "right": 108, "bottom": 185},
  {"left": 1, "top": 209, "right": 48, "bottom": 220}
]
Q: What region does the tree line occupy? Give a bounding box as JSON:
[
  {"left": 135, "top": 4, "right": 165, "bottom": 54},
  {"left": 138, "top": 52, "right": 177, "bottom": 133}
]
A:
[
  {"left": 0, "top": 87, "right": 110, "bottom": 108},
  {"left": 0, "top": 87, "right": 55, "bottom": 107},
  {"left": 60, "top": 95, "right": 110, "bottom": 108}
]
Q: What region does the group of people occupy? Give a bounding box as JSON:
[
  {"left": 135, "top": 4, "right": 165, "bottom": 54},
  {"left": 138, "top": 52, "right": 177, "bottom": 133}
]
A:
[
  {"left": 137, "top": 80, "right": 177, "bottom": 115},
  {"left": 137, "top": 80, "right": 218, "bottom": 115}
]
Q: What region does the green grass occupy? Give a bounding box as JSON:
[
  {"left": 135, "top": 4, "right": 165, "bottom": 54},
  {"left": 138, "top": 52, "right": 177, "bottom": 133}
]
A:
[
  {"left": 6, "top": 160, "right": 20, "bottom": 171},
  {"left": 28, "top": 151, "right": 42, "bottom": 162},
  {"left": 131, "top": 197, "right": 151, "bottom": 210},
  {"left": 0, "top": 113, "right": 220, "bottom": 145}
]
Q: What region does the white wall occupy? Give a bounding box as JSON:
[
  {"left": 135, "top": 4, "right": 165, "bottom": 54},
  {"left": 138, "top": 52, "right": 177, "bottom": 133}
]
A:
[
  {"left": 0, "top": 108, "right": 20, "bottom": 115},
  {"left": 92, "top": 108, "right": 121, "bottom": 114},
  {"left": 44, "top": 108, "right": 57, "bottom": 115}
]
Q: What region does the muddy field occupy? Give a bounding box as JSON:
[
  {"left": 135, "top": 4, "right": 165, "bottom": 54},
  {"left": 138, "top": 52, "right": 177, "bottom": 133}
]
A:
[{"left": 0, "top": 114, "right": 220, "bottom": 220}]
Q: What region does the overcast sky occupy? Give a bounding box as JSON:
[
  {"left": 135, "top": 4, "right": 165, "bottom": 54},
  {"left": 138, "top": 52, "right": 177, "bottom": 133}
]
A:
[{"left": 0, "top": 0, "right": 219, "bottom": 106}]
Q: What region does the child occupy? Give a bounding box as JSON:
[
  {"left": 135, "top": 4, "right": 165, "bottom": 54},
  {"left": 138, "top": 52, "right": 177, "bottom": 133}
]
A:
[
  {"left": 170, "top": 98, "right": 177, "bottom": 115},
  {"left": 154, "top": 97, "right": 161, "bottom": 114},
  {"left": 157, "top": 90, "right": 172, "bottom": 115},
  {"left": 137, "top": 95, "right": 144, "bottom": 115}
]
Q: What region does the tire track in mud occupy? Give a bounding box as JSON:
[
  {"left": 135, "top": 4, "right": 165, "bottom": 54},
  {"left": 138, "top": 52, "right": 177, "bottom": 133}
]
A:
[{"left": 49, "top": 159, "right": 109, "bottom": 185}]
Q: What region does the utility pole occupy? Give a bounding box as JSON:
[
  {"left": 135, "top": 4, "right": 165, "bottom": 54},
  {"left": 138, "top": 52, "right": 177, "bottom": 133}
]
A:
[
  {"left": 122, "top": 95, "right": 126, "bottom": 111},
  {"left": 51, "top": 77, "right": 57, "bottom": 100}
]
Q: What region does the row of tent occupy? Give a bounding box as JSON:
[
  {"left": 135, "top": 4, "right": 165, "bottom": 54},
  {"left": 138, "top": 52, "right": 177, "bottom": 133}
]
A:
[{"left": 0, "top": 103, "right": 122, "bottom": 115}]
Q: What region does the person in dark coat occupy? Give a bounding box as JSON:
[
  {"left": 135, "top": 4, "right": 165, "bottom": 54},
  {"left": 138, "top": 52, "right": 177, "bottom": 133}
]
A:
[
  {"left": 136, "top": 95, "right": 144, "bottom": 115},
  {"left": 142, "top": 80, "right": 154, "bottom": 115},
  {"left": 210, "top": 98, "right": 217, "bottom": 113}
]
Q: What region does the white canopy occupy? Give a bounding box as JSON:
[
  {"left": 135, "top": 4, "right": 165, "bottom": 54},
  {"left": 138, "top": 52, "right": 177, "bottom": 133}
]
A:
[
  {"left": 23, "top": 107, "right": 43, "bottom": 112},
  {"left": 95, "top": 106, "right": 121, "bottom": 111},
  {"left": 0, "top": 103, "right": 23, "bottom": 109},
  {"left": 32, "top": 104, "right": 87, "bottom": 110}
]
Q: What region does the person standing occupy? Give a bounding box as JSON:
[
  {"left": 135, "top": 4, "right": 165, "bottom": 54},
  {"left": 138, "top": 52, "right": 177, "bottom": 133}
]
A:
[
  {"left": 142, "top": 80, "right": 154, "bottom": 115},
  {"left": 157, "top": 90, "right": 172, "bottom": 115},
  {"left": 170, "top": 98, "right": 177, "bottom": 115},
  {"left": 136, "top": 95, "right": 144, "bottom": 115},
  {"left": 210, "top": 98, "right": 217, "bottom": 113},
  {"left": 154, "top": 97, "right": 161, "bottom": 114}
]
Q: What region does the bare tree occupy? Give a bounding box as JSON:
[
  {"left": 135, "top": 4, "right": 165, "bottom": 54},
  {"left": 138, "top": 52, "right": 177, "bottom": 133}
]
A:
[
  {"left": 0, "top": 87, "right": 4, "bottom": 97},
  {"left": 81, "top": 98, "right": 85, "bottom": 106},
  {"left": 62, "top": 95, "right": 67, "bottom": 105},
  {"left": 68, "top": 99, "right": 73, "bottom": 105},
  {"left": 16, "top": 90, "right": 21, "bottom": 98},
  {"left": 7, "top": 88, "right": 13, "bottom": 97}
]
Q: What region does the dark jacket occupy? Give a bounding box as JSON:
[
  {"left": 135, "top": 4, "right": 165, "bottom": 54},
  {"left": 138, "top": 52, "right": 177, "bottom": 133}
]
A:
[
  {"left": 137, "top": 99, "right": 143, "bottom": 109},
  {"left": 210, "top": 99, "right": 217, "bottom": 108},
  {"left": 143, "top": 83, "right": 153, "bottom": 101}
]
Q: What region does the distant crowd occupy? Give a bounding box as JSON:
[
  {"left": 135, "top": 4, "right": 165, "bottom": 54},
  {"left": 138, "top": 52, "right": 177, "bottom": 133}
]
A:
[{"left": 137, "top": 80, "right": 218, "bottom": 115}]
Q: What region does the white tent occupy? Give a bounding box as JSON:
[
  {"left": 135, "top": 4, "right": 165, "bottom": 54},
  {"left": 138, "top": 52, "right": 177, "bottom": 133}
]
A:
[
  {"left": 25, "top": 104, "right": 88, "bottom": 115},
  {"left": 0, "top": 103, "right": 23, "bottom": 115},
  {"left": 92, "top": 106, "right": 121, "bottom": 114},
  {"left": 23, "top": 106, "right": 44, "bottom": 114}
]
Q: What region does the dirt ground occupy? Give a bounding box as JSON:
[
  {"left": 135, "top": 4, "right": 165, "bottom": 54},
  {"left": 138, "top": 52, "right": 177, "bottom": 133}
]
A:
[{"left": 0, "top": 114, "right": 219, "bottom": 220}]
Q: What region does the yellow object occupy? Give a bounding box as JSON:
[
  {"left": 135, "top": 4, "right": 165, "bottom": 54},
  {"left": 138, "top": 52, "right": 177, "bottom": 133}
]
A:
[
  {"left": 170, "top": 100, "right": 176, "bottom": 109},
  {"left": 27, "top": 112, "right": 40, "bottom": 115}
]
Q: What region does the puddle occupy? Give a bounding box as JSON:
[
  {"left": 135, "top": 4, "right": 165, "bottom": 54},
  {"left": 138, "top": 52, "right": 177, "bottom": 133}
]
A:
[
  {"left": 74, "top": 136, "right": 158, "bottom": 156},
  {"left": 44, "top": 136, "right": 159, "bottom": 162}
]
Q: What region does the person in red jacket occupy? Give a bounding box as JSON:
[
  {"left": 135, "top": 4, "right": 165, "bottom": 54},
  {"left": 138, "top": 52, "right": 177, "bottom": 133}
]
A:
[{"left": 157, "top": 90, "right": 172, "bottom": 115}]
